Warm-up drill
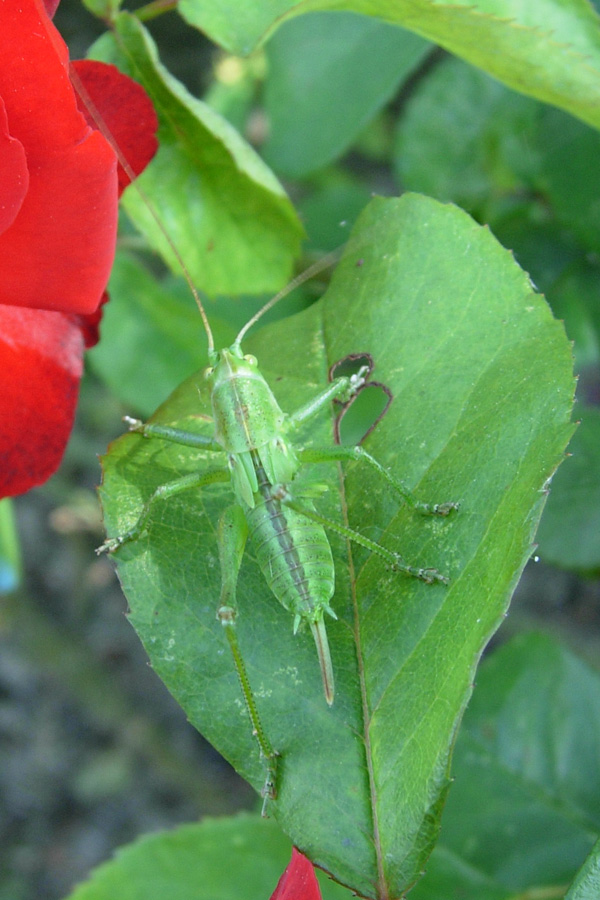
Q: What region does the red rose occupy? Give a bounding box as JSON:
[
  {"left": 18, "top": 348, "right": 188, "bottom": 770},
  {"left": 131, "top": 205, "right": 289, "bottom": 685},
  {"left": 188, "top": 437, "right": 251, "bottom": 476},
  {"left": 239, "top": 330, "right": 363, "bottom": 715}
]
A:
[
  {"left": 0, "top": 0, "right": 158, "bottom": 496},
  {"left": 269, "top": 849, "right": 322, "bottom": 900}
]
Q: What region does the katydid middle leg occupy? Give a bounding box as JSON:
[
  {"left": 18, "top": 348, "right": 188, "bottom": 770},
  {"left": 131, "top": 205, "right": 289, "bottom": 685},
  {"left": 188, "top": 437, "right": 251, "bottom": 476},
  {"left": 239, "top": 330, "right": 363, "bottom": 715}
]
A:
[
  {"left": 98, "top": 467, "right": 230, "bottom": 553},
  {"left": 300, "top": 445, "right": 458, "bottom": 516}
]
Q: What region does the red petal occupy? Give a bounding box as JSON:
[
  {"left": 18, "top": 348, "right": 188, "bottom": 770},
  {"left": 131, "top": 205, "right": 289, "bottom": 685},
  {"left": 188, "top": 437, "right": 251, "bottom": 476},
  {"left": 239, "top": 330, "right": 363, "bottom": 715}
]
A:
[
  {"left": 43, "top": 0, "right": 61, "bottom": 17},
  {"left": 78, "top": 290, "right": 109, "bottom": 349},
  {"left": 72, "top": 60, "right": 159, "bottom": 195},
  {"left": 270, "top": 850, "right": 322, "bottom": 900},
  {"left": 0, "top": 0, "right": 118, "bottom": 315},
  {"left": 0, "top": 306, "right": 84, "bottom": 497},
  {"left": 0, "top": 96, "right": 29, "bottom": 233}
]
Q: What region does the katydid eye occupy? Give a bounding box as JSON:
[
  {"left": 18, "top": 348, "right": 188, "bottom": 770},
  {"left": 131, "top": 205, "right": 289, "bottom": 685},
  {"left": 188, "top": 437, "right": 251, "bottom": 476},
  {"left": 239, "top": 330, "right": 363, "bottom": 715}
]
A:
[
  {"left": 203, "top": 366, "right": 214, "bottom": 379},
  {"left": 244, "top": 354, "right": 257, "bottom": 366}
]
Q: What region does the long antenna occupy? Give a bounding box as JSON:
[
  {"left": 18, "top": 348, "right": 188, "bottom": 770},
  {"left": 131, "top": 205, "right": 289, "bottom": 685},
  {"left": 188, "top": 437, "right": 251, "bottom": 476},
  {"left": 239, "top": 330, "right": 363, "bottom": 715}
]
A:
[
  {"left": 234, "top": 247, "right": 344, "bottom": 348},
  {"left": 68, "top": 63, "right": 216, "bottom": 356}
]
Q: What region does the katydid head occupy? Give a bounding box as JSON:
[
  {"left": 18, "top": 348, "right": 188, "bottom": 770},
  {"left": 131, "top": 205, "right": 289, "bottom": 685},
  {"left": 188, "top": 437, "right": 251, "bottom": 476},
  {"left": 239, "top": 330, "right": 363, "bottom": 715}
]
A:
[{"left": 204, "top": 344, "right": 259, "bottom": 387}]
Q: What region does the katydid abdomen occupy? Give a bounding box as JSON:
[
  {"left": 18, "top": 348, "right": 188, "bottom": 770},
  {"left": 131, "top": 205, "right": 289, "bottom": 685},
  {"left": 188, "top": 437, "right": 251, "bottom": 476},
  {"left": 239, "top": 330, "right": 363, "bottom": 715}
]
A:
[{"left": 245, "top": 449, "right": 336, "bottom": 704}]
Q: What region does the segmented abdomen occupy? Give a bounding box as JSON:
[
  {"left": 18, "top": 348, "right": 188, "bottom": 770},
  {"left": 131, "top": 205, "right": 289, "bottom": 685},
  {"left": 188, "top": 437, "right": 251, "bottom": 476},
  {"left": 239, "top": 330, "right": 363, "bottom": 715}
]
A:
[{"left": 244, "top": 451, "right": 334, "bottom": 623}]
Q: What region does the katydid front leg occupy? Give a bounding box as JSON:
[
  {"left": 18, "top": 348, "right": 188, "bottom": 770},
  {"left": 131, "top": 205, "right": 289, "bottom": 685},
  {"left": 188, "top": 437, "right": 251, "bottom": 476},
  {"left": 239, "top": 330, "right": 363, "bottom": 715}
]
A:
[
  {"left": 217, "top": 505, "right": 279, "bottom": 815},
  {"left": 286, "top": 367, "right": 369, "bottom": 429}
]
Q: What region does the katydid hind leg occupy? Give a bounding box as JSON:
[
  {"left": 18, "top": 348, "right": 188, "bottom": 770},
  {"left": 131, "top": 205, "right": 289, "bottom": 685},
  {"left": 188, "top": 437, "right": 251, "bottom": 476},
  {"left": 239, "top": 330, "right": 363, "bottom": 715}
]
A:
[
  {"left": 283, "top": 495, "right": 450, "bottom": 585},
  {"left": 217, "top": 505, "right": 279, "bottom": 814}
]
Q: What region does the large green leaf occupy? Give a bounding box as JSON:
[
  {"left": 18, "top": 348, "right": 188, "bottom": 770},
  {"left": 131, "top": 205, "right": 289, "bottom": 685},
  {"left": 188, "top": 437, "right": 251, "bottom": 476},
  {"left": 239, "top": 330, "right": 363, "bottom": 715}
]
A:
[
  {"left": 100, "top": 194, "right": 574, "bottom": 898},
  {"left": 89, "top": 15, "right": 303, "bottom": 297},
  {"left": 177, "top": 1, "right": 600, "bottom": 134}
]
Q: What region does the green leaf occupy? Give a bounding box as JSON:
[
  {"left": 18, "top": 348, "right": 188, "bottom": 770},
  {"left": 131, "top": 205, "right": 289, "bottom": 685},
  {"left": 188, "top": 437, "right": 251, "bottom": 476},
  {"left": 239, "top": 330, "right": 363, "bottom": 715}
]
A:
[
  {"left": 64, "top": 813, "right": 352, "bottom": 900},
  {"left": 536, "top": 407, "right": 600, "bottom": 573},
  {"left": 534, "top": 107, "right": 600, "bottom": 254},
  {"left": 263, "top": 13, "right": 429, "bottom": 177},
  {"left": 81, "top": 0, "right": 121, "bottom": 20},
  {"left": 566, "top": 839, "right": 600, "bottom": 900},
  {"left": 394, "top": 55, "right": 600, "bottom": 260},
  {"left": 89, "top": 15, "right": 303, "bottom": 297},
  {"left": 297, "top": 173, "right": 374, "bottom": 251},
  {"left": 177, "top": 1, "right": 600, "bottom": 135},
  {"left": 546, "top": 261, "right": 600, "bottom": 374},
  {"left": 492, "top": 209, "right": 583, "bottom": 297},
  {"left": 100, "top": 194, "right": 575, "bottom": 898},
  {"left": 411, "top": 632, "right": 600, "bottom": 899},
  {"left": 394, "top": 56, "right": 542, "bottom": 213}
]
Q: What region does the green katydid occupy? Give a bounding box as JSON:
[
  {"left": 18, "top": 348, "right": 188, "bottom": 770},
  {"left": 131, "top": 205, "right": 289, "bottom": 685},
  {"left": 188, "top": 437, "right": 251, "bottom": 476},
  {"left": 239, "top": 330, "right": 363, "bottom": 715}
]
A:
[{"left": 98, "top": 243, "right": 458, "bottom": 811}]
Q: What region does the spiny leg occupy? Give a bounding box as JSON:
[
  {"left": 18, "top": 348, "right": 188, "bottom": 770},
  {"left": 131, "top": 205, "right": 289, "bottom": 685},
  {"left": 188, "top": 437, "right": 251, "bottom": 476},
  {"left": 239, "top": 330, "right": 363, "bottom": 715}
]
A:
[
  {"left": 217, "top": 505, "right": 279, "bottom": 815},
  {"left": 97, "top": 467, "right": 230, "bottom": 554},
  {"left": 281, "top": 494, "right": 449, "bottom": 584},
  {"left": 300, "top": 445, "right": 459, "bottom": 516}
]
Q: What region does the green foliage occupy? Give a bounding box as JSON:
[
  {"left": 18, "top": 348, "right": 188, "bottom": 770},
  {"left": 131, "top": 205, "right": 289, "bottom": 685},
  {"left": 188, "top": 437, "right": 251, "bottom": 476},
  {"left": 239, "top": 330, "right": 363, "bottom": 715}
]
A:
[
  {"left": 62, "top": 631, "right": 600, "bottom": 900},
  {"left": 394, "top": 55, "right": 542, "bottom": 213},
  {"left": 178, "top": 0, "right": 600, "bottom": 134},
  {"left": 537, "top": 408, "right": 600, "bottom": 572},
  {"left": 51, "top": 0, "right": 600, "bottom": 896}
]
